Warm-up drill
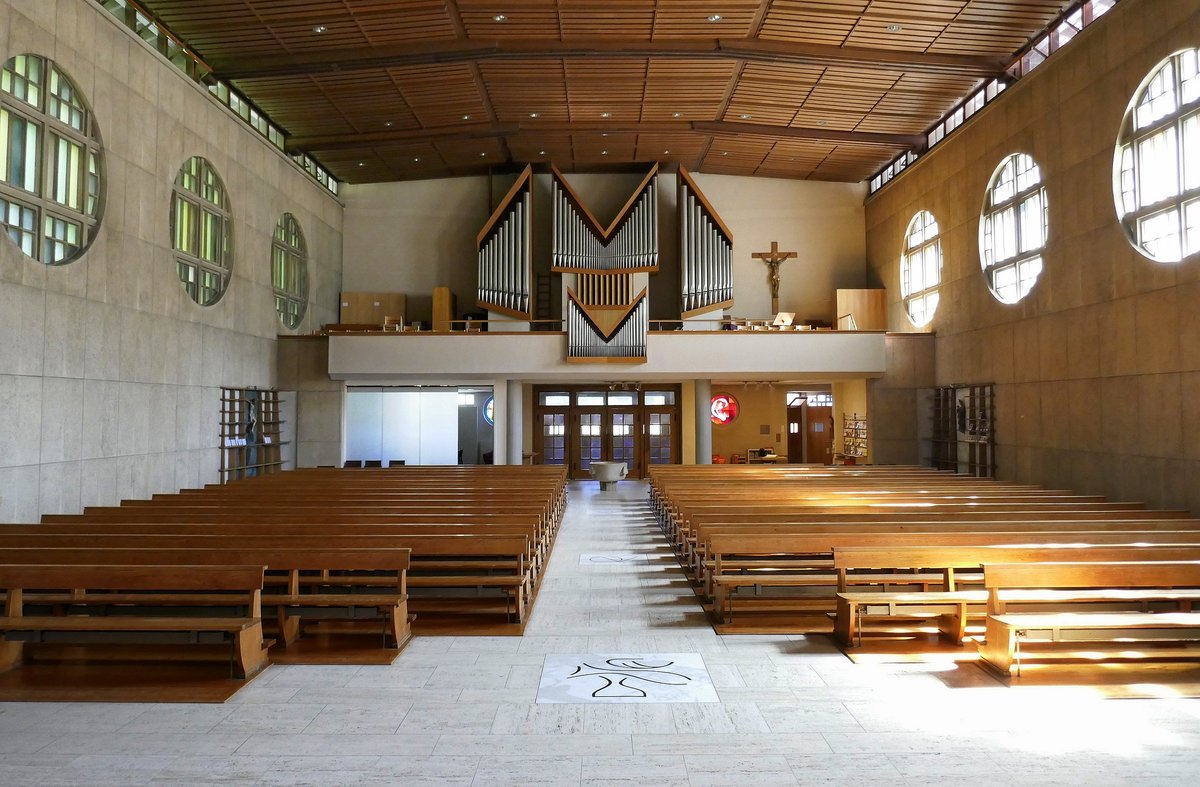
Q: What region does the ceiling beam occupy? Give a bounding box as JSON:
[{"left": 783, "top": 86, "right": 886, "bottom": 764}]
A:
[
  {"left": 289, "top": 120, "right": 921, "bottom": 154},
  {"left": 692, "top": 121, "right": 925, "bottom": 149},
  {"left": 211, "top": 38, "right": 1006, "bottom": 82}
]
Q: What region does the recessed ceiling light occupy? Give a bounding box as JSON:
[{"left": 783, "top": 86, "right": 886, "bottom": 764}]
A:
[
  {"left": 663, "top": 149, "right": 670, "bottom": 155},
  {"left": 672, "top": 112, "right": 682, "bottom": 118},
  {"left": 529, "top": 112, "right": 539, "bottom": 118},
  {"left": 722, "top": 151, "right": 729, "bottom": 156},
  {"left": 601, "top": 150, "right": 608, "bottom": 155},
  {"left": 358, "top": 162, "right": 364, "bottom": 167},
  {"left": 312, "top": 24, "right": 327, "bottom": 33},
  {"left": 740, "top": 113, "right": 752, "bottom": 119},
  {"left": 384, "top": 122, "right": 392, "bottom": 127},
  {"left": 601, "top": 132, "right": 608, "bottom": 137},
  {"left": 462, "top": 114, "right": 472, "bottom": 121},
  {"left": 600, "top": 112, "right": 611, "bottom": 118},
  {"left": 539, "top": 150, "right": 546, "bottom": 155},
  {"left": 479, "top": 152, "right": 486, "bottom": 157},
  {"left": 708, "top": 14, "right": 722, "bottom": 22},
  {"left": 885, "top": 23, "right": 902, "bottom": 32},
  {"left": 494, "top": 14, "right": 507, "bottom": 22}
]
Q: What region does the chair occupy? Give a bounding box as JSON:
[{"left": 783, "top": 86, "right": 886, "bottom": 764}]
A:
[
  {"left": 343, "top": 460, "right": 363, "bottom": 468},
  {"left": 363, "top": 459, "right": 383, "bottom": 468}
]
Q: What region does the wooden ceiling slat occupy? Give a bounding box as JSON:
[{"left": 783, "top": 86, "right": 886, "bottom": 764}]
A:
[{"left": 135, "top": 0, "right": 1086, "bottom": 183}]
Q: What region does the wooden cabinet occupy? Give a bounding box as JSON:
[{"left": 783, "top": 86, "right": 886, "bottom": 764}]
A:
[
  {"left": 432, "top": 287, "right": 457, "bottom": 332},
  {"left": 834, "top": 289, "right": 887, "bottom": 331},
  {"left": 340, "top": 292, "right": 406, "bottom": 326}
]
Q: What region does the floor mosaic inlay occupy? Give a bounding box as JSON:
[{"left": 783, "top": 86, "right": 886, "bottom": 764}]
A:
[{"left": 537, "top": 653, "right": 719, "bottom": 703}]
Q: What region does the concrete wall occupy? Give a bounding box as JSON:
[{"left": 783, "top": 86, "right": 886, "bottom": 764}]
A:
[
  {"left": 277, "top": 337, "right": 344, "bottom": 468},
  {"left": 864, "top": 0, "right": 1200, "bottom": 510},
  {"left": 341, "top": 171, "right": 867, "bottom": 325},
  {"left": 0, "top": 1, "right": 343, "bottom": 521},
  {"left": 868, "top": 334, "right": 937, "bottom": 466}
]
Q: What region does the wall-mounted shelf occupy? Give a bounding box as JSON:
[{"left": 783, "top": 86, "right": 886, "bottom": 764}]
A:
[{"left": 220, "top": 387, "right": 287, "bottom": 482}]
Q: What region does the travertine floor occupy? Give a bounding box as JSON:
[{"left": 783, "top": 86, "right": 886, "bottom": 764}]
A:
[{"left": 3, "top": 481, "right": 1200, "bottom": 785}]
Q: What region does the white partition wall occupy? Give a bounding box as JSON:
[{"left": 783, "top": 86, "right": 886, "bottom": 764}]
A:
[
  {"left": 345, "top": 388, "right": 462, "bottom": 465},
  {"left": 418, "top": 391, "right": 460, "bottom": 465},
  {"left": 382, "top": 390, "right": 422, "bottom": 465},
  {"left": 345, "top": 390, "right": 384, "bottom": 463}
]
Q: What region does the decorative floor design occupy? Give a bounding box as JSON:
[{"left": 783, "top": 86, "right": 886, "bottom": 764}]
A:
[
  {"left": 577, "top": 553, "right": 651, "bottom": 565},
  {"left": 536, "top": 653, "right": 719, "bottom": 703}
]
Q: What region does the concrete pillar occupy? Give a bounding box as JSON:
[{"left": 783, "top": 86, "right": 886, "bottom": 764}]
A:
[
  {"left": 492, "top": 379, "right": 508, "bottom": 464},
  {"left": 507, "top": 379, "right": 524, "bottom": 466},
  {"left": 694, "top": 378, "right": 712, "bottom": 464}
]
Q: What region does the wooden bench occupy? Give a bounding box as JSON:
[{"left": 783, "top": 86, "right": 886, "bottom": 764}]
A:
[
  {"left": 979, "top": 561, "right": 1200, "bottom": 677},
  {"left": 704, "top": 532, "right": 1200, "bottom": 623},
  {"left": 0, "top": 547, "right": 412, "bottom": 652},
  {"left": 0, "top": 563, "right": 268, "bottom": 678},
  {"left": 833, "top": 545, "right": 1200, "bottom": 647}
]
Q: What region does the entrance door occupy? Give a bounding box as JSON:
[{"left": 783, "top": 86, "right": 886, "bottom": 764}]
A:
[
  {"left": 576, "top": 412, "right": 604, "bottom": 477},
  {"left": 644, "top": 411, "right": 676, "bottom": 468},
  {"left": 786, "top": 404, "right": 806, "bottom": 463},
  {"left": 539, "top": 412, "right": 567, "bottom": 468},
  {"left": 533, "top": 386, "right": 681, "bottom": 480},
  {"left": 609, "top": 409, "right": 639, "bottom": 478},
  {"left": 807, "top": 406, "right": 834, "bottom": 465}
]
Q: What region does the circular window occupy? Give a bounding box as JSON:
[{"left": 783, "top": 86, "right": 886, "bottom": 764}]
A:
[
  {"left": 0, "top": 54, "right": 104, "bottom": 264},
  {"left": 1114, "top": 48, "right": 1200, "bottom": 262},
  {"left": 710, "top": 393, "right": 739, "bottom": 426},
  {"left": 899, "top": 211, "right": 942, "bottom": 327},
  {"left": 171, "top": 156, "right": 232, "bottom": 306},
  {"left": 272, "top": 213, "right": 308, "bottom": 329},
  {"left": 483, "top": 395, "right": 495, "bottom": 426},
  {"left": 980, "top": 153, "right": 1048, "bottom": 303}
]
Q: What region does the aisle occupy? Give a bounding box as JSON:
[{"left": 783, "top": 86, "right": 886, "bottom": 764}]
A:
[{"left": 1, "top": 481, "right": 1198, "bottom": 786}]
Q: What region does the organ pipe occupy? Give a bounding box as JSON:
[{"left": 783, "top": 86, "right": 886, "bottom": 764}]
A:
[
  {"left": 476, "top": 165, "right": 533, "bottom": 319},
  {"left": 678, "top": 165, "right": 734, "bottom": 318},
  {"left": 550, "top": 165, "right": 659, "bottom": 273}
]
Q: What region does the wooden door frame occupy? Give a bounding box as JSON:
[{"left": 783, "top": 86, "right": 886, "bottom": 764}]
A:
[{"left": 532, "top": 384, "right": 682, "bottom": 479}]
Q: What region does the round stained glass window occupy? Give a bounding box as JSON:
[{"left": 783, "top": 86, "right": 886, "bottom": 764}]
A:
[{"left": 710, "top": 393, "right": 739, "bottom": 426}]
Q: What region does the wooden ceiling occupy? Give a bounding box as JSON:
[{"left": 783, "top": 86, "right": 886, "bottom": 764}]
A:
[{"left": 138, "top": 0, "right": 1076, "bottom": 185}]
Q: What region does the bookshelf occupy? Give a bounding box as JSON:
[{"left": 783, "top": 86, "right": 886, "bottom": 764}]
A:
[
  {"left": 220, "top": 387, "right": 287, "bottom": 482},
  {"left": 930, "top": 384, "right": 995, "bottom": 477},
  {"left": 839, "top": 412, "right": 868, "bottom": 463}
]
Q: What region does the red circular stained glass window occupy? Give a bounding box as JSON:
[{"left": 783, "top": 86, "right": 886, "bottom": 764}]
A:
[{"left": 710, "top": 393, "right": 739, "bottom": 425}]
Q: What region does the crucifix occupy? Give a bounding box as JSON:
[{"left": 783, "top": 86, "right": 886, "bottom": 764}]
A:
[{"left": 751, "top": 241, "right": 799, "bottom": 313}]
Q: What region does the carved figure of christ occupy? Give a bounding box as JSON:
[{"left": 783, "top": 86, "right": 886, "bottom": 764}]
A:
[{"left": 751, "top": 241, "right": 799, "bottom": 314}]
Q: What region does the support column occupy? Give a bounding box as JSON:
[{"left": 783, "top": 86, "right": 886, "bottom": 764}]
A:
[
  {"left": 507, "top": 379, "right": 524, "bottom": 466},
  {"left": 694, "top": 378, "right": 712, "bottom": 465}
]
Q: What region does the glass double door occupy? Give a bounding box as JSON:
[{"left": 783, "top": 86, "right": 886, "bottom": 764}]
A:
[
  {"left": 577, "top": 408, "right": 640, "bottom": 479},
  {"left": 534, "top": 386, "right": 680, "bottom": 480}
]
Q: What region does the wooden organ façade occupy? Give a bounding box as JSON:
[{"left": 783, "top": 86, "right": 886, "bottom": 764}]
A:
[{"left": 476, "top": 164, "right": 732, "bottom": 364}]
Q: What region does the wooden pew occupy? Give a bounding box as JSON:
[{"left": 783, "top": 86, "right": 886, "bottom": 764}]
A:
[
  {"left": 979, "top": 561, "right": 1200, "bottom": 677},
  {"left": 705, "top": 531, "right": 1200, "bottom": 623},
  {"left": 832, "top": 545, "right": 1200, "bottom": 647},
  {"left": 0, "top": 547, "right": 410, "bottom": 650},
  {"left": 0, "top": 563, "right": 268, "bottom": 678},
  {"left": 0, "top": 533, "right": 533, "bottom": 624}
]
